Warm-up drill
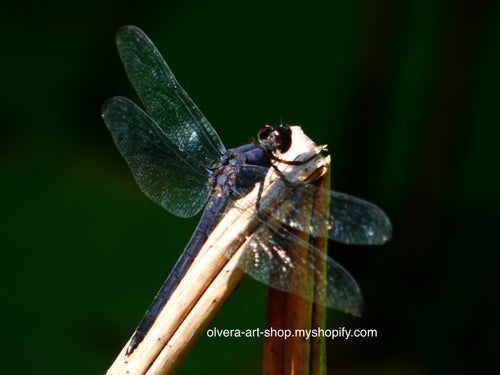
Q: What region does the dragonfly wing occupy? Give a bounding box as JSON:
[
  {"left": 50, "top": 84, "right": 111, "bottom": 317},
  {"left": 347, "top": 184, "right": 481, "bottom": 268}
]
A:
[
  {"left": 269, "top": 182, "right": 392, "bottom": 245},
  {"left": 115, "top": 26, "right": 226, "bottom": 168},
  {"left": 102, "top": 96, "right": 211, "bottom": 218},
  {"left": 327, "top": 191, "right": 392, "bottom": 245},
  {"left": 236, "top": 216, "right": 363, "bottom": 315}
]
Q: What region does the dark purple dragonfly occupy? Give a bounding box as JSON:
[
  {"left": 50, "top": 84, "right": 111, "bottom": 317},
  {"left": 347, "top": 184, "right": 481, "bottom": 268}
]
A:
[{"left": 102, "top": 26, "right": 392, "bottom": 355}]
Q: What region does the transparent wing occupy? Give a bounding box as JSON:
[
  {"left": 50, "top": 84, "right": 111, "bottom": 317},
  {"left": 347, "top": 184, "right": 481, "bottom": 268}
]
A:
[
  {"left": 229, "top": 163, "right": 392, "bottom": 245},
  {"left": 236, "top": 216, "right": 363, "bottom": 315},
  {"left": 115, "top": 25, "right": 226, "bottom": 167},
  {"left": 326, "top": 191, "right": 392, "bottom": 244},
  {"left": 102, "top": 96, "right": 211, "bottom": 218},
  {"left": 264, "top": 182, "right": 392, "bottom": 245},
  {"left": 224, "top": 165, "right": 380, "bottom": 314}
]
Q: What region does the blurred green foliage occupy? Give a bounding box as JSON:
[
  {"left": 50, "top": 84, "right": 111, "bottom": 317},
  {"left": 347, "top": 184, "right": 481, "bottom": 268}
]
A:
[{"left": 1, "top": 0, "right": 499, "bottom": 374}]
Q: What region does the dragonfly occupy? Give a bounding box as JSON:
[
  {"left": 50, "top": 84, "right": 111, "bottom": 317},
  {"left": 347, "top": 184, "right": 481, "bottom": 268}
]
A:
[{"left": 102, "top": 25, "right": 392, "bottom": 355}]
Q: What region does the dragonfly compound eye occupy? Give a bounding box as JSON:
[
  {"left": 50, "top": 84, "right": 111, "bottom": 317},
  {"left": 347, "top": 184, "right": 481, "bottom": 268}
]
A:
[
  {"left": 275, "top": 123, "right": 292, "bottom": 153},
  {"left": 258, "top": 123, "right": 274, "bottom": 142},
  {"left": 258, "top": 123, "right": 292, "bottom": 153}
]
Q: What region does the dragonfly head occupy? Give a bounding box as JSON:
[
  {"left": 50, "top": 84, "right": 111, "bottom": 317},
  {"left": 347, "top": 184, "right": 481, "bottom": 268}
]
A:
[{"left": 258, "top": 123, "right": 292, "bottom": 153}]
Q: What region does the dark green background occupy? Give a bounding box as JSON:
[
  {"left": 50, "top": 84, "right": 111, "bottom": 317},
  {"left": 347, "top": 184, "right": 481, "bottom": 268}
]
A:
[{"left": 1, "top": 0, "right": 498, "bottom": 374}]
